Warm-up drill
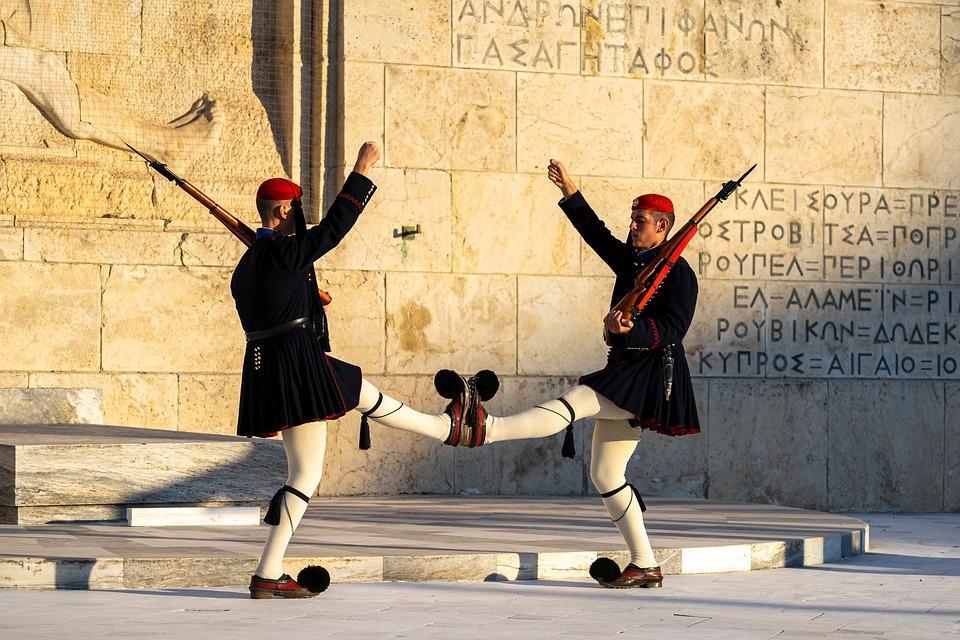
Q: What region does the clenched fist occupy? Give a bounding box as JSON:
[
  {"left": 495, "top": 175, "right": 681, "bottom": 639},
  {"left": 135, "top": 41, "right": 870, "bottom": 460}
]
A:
[
  {"left": 353, "top": 141, "right": 381, "bottom": 176},
  {"left": 547, "top": 159, "right": 578, "bottom": 199}
]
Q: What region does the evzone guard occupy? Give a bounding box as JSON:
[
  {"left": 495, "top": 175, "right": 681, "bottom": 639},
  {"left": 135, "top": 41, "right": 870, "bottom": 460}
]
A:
[
  {"left": 230, "top": 142, "right": 504, "bottom": 599},
  {"left": 436, "top": 160, "right": 753, "bottom": 588}
]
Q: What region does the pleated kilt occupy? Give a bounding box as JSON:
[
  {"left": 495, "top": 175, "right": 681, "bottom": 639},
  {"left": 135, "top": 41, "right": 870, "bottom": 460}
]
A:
[
  {"left": 578, "top": 345, "right": 700, "bottom": 437},
  {"left": 237, "top": 323, "right": 361, "bottom": 438}
]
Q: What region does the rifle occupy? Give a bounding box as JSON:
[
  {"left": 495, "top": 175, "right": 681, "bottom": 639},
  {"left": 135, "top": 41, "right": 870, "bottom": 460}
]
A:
[
  {"left": 126, "top": 143, "right": 331, "bottom": 305},
  {"left": 609, "top": 164, "right": 756, "bottom": 326}
]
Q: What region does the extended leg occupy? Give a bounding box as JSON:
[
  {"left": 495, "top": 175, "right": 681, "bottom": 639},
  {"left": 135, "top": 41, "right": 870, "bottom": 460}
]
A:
[
  {"left": 484, "top": 385, "right": 632, "bottom": 444},
  {"left": 355, "top": 378, "right": 451, "bottom": 442},
  {"left": 590, "top": 418, "right": 662, "bottom": 588}
]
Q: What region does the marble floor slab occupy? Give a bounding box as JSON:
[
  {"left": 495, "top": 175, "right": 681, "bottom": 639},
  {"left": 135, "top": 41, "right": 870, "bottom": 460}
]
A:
[{"left": 0, "top": 496, "right": 868, "bottom": 589}]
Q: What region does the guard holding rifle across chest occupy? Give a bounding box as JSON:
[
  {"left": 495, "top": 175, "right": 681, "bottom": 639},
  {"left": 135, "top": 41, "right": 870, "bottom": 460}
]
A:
[{"left": 433, "top": 158, "right": 754, "bottom": 589}]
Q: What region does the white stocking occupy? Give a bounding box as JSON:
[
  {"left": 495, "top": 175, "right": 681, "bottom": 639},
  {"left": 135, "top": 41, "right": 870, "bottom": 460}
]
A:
[
  {"left": 484, "top": 385, "right": 632, "bottom": 444},
  {"left": 255, "top": 421, "right": 327, "bottom": 580},
  {"left": 356, "top": 378, "right": 450, "bottom": 441},
  {"left": 590, "top": 418, "right": 657, "bottom": 568}
]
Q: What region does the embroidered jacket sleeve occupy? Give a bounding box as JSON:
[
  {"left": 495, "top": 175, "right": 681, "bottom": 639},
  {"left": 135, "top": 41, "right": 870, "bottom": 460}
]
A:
[
  {"left": 625, "top": 259, "right": 698, "bottom": 349},
  {"left": 558, "top": 191, "right": 631, "bottom": 273},
  {"left": 283, "top": 172, "right": 376, "bottom": 272}
]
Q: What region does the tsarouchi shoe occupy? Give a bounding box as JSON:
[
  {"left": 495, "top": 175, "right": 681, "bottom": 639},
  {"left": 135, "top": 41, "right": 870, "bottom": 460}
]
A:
[
  {"left": 463, "top": 369, "right": 499, "bottom": 447},
  {"left": 248, "top": 573, "right": 317, "bottom": 599},
  {"left": 435, "top": 369, "right": 467, "bottom": 446},
  {"left": 601, "top": 564, "right": 663, "bottom": 589}
]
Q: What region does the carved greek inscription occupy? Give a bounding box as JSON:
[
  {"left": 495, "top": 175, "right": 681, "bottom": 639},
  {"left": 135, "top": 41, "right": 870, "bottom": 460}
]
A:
[
  {"left": 452, "top": 1, "right": 805, "bottom": 77},
  {"left": 688, "top": 185, "right": 960, "bottom": 380}
]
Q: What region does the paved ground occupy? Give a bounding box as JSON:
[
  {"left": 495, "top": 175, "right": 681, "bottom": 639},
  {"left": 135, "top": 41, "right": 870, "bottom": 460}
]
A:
[
  {"left": 1, "top": 513, "right": 957, "bottom": 639},
  {"left": 0, "top": 497, "right": 867, "bottom": 588}
]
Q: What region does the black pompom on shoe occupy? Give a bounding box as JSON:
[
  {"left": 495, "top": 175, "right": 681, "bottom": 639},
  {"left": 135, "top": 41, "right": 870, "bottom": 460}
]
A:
[
  {"left": 473, "top": 369, "right": 500, "bottom": 401},
  {"left": 434, "top": 369, "right": 465, "bottom": 399},
  {"left": 297, "top": 565, "right": 331, "bottom": 593},
  {"left": 589, "top": 557, "right": 621, "bottom": 585}
]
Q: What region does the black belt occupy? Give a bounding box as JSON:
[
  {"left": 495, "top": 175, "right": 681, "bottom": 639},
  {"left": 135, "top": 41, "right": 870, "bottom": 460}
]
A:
[{"left": 245, "top": 316, "right": 312, "bottom": 342}]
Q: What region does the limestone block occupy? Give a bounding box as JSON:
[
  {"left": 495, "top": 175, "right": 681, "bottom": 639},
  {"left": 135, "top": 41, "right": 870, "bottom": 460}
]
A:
[
  {"left": 944, "top": 8, "right": 960, "bottom": 95},
  {"left": 383, "top": 554, "right": 497, "bottom": 582},
  {"left": 583, "top": 379, "right": 709, "bottom": 498},
  {"left": 0, "top": 158, "right": 155, "bottom": 220},
  {"left": 884, "top": 95, "right": 960, "bottom": 190},
  {"left": 341, "top": 63, "right": 385, "bottom": 165},
  {"left": 0, "top": 228, "right": 23, "bottom": 260},
  {"left": 691, "top": 183, "right": 823, "bottom": 282},
  {"left": 101, "top": 266, "right": 241, "bottom": 373},
  {"left": 683, "top": 280, "right": 766, "bottom": 378},
  {"left": 704, "top": 0, "right": 822, "bottom": 86},
  {"left": 517, "top": 74, "right": 643, "bottom": 177},
  {"left": 23, "top": 228, "right": 182, "bottom": 265},
  {"left": 178, "top": 232, "right": 248, "bottom": 268},
  {"left": 0, "top": 263, "right": 100, "bottom": 371},
  {"left": 386, "top": 272, "right": 517, "bottom": 375},
  {"left": 946, "top": 383, "right": 960, "bottom": 510},
  {"left": 578, "top": 177, "right": 705, "bottom": 277},
  {"left": 326, "top": 169, "right": 451, "bottom": 273},
  {"left": 452, "top": 0, "right": 581, "bottom": 74},
  {"left": 0, "top": 388, "right": 102, "bottom": 425},
  {"left": 827, "top": 381, "right": 944, "bottom": 512},
  {"left": 0, "top": 84, "right": 74, "bottom": 156},
  {"left": 30, "top": 373, "right": 178, "bottom": 431},
  {"left": 644, "top": 81, "right": 764, "bottom": 182},
  {"left": 344, "top": 0, "right": 451, "bottom": 66},
  {"left": 0, "top": 373, "right": 27, "bottom": 387},
  {"left": 29, "top": 0, "right": 141, "bottom": 55},
  {"left": 517, "top": 276, "right": 611, "bottom": 375},
  {"left": 484, "top": 376, "right": 586, "bottom": 496},
  {"left": 322, "top": 271, "right": 386, "bottom": 374},
  {"left": 385, "top": 66, "right": 515, "bottom": 171},
  {"left": 825, "top": 0, "right": 939, "bottom": 93},
  {"left": 760, "top": 282, "right": 884, "bottom": 380},
  {"left": 177, "top": 375, "right": 241, "bottom": 436},
  {"left": 142, "top": 0, "right": 253, "bottom": 62},
  {"left": 820, "top": 186, "right": 951, "bottom": 284},
  {"left": 319, "top": 375, "right": 455, "bottom": 495},
  {"left": 708, "top": 380, "right": 828, "bottom": 510},
  {"left": 451, "top": 172, "right": 579, "bottom": 275},
  {"left": 766, "top": 88, "right": 881, "bottom": 186}
]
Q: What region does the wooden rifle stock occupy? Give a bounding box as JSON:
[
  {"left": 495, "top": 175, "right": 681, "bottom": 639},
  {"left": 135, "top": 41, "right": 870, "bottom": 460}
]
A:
[
  {"left": 126, "top": 144, "right": 331, "bottom": 305},
  {"left": 611, "top": 164, "right": 756, "bottom": 324}
]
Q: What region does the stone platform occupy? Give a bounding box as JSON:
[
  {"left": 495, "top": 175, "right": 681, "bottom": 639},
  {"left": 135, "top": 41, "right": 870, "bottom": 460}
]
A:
[
  {"left": 0, "top": 496, "right": 869, "bottom": 590},
  {"left": 0, "top": 424, "right": 285, "bottom": 524}
]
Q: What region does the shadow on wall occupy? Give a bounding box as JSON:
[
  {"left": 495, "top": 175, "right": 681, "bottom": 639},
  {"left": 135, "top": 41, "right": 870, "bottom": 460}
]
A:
[{"left": 251, "top": 0, "right": 296, "bottom": 176}]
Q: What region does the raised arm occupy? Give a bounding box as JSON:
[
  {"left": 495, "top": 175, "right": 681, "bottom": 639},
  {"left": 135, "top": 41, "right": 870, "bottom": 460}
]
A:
[
  {"left": 548, "top": 159, "right": 630, "bottom": 272},
  {"left": 287, "top": 142, "right": 380, "bottom": 270}
]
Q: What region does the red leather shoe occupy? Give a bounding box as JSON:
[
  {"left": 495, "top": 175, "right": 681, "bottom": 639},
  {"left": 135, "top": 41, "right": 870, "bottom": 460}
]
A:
[
  {"left": 601, "top": 564, "right": 663, "bottom": 589},
  {"left": 436, "top": 370, "right": 467, "bottom": 446},
  {"left": 249, "top": 573, "right": 316, "bottom": 599}
]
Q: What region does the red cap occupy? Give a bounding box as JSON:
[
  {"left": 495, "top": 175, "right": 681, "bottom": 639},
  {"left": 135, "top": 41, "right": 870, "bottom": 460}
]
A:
[
  {"left": 256, "top": 177, "right": 302, "bottom": 200},
  {"left": 632, "top": 193, "right": 673, "bottom": 214}
]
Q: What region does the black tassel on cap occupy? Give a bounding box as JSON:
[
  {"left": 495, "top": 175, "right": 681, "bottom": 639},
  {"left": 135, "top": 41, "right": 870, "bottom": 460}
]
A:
[
  {"left": 264, "top": 487, "right": 284, "bottom": 526},
  {"left": 359, "top": 415, "right": 371, "bottom": 450},
  {"left": 561, "top": 424, "right": 576, "bottom": 458}
]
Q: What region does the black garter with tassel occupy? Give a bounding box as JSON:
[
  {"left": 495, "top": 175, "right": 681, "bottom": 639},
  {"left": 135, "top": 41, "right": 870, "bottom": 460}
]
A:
[
  {"left": 263, "top": 485, "right": 311, "bottom": 525},
  {"left": 558, "top": 397, "right": 577, "bottom": 459}
]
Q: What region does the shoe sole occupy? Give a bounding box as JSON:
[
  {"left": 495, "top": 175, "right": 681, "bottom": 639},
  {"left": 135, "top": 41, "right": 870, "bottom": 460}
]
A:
[
  {"left": 600, "top": 581, "right": 663, "bottom": 589},
  {"left": 249, "top": 587, "right": 317, "bottom": 599}
]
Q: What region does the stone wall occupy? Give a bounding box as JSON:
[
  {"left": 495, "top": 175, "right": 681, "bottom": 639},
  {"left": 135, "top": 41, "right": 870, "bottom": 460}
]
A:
[{"left": 0, "top": 1, "right": 958, "bottom": 511}]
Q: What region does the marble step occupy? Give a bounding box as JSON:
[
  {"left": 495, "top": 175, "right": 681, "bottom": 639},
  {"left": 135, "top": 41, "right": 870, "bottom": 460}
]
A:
[{"left": 0, "top": 424, "right": 285, "bottom": 524}]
